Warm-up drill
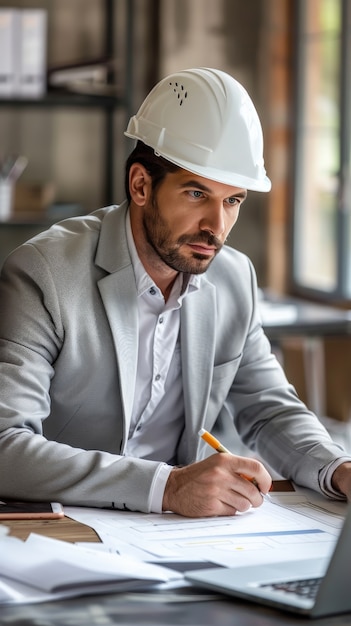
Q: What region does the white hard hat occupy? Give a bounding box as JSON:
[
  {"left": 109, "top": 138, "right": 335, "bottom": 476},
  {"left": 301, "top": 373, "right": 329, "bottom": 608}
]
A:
[{"left": 125, "top": 67, "right": 271, "bottom": 192}]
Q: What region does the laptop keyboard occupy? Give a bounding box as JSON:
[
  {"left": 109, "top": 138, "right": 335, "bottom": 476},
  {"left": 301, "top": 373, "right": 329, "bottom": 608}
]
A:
[{"left": 260, "top": 577, "right": 322, "bottom": 600}]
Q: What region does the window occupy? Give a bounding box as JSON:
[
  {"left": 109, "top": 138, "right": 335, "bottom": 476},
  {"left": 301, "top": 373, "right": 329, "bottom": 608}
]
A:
[{"left": 292, "top": 0, "right": 351, "bottom": 301}]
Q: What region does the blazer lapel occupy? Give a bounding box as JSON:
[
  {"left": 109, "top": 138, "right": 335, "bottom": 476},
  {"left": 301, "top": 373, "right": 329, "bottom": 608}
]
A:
[
  {"left": 95, "top": 202, "right": 138, "bottom": 445},
  {"left": 98, "top": 269, "right": 138, "bottom": 443},
  {"left": 180, "top": 280, "right": 216, "bottom": 459}
]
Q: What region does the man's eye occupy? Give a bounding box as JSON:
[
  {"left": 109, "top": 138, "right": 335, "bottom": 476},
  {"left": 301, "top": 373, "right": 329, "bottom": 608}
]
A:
[
  {"left": 189, "top": 190, "right": 204, "bottom": 198},
  {"left": 227, "top": 197, "right": 239, "bottom": 205}
]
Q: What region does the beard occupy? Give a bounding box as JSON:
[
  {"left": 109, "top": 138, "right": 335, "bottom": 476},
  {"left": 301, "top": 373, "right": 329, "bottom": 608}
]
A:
[{"left": 142, "top": 195, "right": 223, "bottom": 275}]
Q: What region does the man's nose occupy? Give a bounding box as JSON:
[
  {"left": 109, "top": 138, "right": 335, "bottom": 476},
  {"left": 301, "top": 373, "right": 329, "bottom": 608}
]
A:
[{"left": 199, "top": 202, "right": 225, "bottom": 236}]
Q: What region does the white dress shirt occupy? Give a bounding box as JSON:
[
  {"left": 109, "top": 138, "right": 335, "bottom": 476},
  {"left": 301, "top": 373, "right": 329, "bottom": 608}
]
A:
[{"left": 124, "top": 211, "right": 201, "bottom": 511}]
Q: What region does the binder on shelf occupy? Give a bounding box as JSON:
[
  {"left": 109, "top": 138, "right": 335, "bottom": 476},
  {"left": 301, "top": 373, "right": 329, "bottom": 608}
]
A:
[
  {"left": 0, "top": 9, "right": 47, "bottom": 99},
  {"left": 18, "top": 9, "right": 47, "bottom": 98},
  {"left": 0, "top": 9, "right": 20, "bottom": 97}
]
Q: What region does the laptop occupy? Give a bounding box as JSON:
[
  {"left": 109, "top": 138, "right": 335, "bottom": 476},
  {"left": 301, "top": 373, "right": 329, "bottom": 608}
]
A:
[{"left": 185, "top": 504, "right": 351, "bottom": 618}]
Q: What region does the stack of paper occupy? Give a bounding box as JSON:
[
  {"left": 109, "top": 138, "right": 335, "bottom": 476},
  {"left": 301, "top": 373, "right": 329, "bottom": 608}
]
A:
[{"left": 0, "top": 533, "right": 181, "bottom": 605}]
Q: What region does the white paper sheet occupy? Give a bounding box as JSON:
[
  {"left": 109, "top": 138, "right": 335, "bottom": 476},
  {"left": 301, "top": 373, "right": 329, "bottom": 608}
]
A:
[
  {"left": 0, "top": 532, "right": 181, "bottom": 605},
  {"left": 65, "top": 491, "right": 346, "bottom": 569}
]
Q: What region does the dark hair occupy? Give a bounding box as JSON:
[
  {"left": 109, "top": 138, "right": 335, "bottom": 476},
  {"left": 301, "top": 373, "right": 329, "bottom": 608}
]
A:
[{"left": 124, "top": 141, "right": 180, "bottom": 202}]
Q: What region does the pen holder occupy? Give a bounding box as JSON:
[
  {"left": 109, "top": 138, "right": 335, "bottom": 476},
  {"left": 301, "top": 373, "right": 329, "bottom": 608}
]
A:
[{"left": 0, "top": 180, "right": 13, "bottom": 221}]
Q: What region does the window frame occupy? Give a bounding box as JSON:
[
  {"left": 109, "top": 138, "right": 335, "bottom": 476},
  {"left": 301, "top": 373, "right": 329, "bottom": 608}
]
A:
[{"left": 290, "top": 0, "right": 351, "bottom": 305}]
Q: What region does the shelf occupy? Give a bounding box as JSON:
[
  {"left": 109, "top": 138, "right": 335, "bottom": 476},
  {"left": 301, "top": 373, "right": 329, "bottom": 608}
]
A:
[
  {"left": 0, "top": 90, "right": 126, "bottom": 109},
  {"left": 0, "top": 0, "right": 133, "bottom": 208}
]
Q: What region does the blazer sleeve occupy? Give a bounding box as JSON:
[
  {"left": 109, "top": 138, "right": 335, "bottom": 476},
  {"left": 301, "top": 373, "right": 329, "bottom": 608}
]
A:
[{"left": 226, "top": 259, "right": 348, "bottom": 491}]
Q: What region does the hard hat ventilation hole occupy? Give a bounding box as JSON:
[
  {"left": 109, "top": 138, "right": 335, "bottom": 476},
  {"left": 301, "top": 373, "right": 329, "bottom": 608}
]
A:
[{"left": 169, "top": 81, "right": 188, "bottom": 106}]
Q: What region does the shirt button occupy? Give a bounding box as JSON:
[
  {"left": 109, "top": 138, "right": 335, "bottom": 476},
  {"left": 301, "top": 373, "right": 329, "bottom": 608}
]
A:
[
  {"left": 159, "top": 316, "right": 164, "bottom": 324},
  {"left": 155, "top": 374, "right": 161, "bottom": 381},
  {"left": 149, "top": 287, "right": 156, "bottom": 295}
]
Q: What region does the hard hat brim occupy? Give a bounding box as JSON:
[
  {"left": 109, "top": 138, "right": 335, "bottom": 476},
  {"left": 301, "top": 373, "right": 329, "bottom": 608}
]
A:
[
  {"left": 125, "top": 134, "right": 272, "bottom": 192},
  {"left": 152, "top": 147, "right": 272, "bottom": 193}
]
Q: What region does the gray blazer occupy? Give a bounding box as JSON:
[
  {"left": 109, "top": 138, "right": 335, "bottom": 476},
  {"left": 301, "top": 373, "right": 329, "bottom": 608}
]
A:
[{"left": 0, "top": 202, "right": 345, "bottom": 510}]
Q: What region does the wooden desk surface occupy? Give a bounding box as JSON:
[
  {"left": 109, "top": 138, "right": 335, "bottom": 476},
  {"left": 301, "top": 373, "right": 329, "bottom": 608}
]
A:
[{"left": 0, "top": 514, "right": 100, "bottom": 542}]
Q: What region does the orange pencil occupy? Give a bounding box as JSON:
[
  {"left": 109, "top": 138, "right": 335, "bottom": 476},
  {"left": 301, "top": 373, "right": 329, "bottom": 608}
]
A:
[
  {"left": 198, "top": 428, "right": 231, "bottom": 454},
  {"left": 198, "top": 428, "right": 270, "bottom": 499}
]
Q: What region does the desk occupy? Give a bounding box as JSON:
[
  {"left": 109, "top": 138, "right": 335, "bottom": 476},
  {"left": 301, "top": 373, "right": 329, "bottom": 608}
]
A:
[
  {"left": 1, "top": 485, "right": 350, "bottom": 626},
  {"left": 260, "top": 293, "right": 351, "bottom": 421},
  {"left": 260, "top": 292, "right": 351, "bottom": 341},
  {"left": 0, "top": 514, "right": 99, "bottom": 543},
  {"left": 3, "top": 591, "right": 351, "bottom": 626}
]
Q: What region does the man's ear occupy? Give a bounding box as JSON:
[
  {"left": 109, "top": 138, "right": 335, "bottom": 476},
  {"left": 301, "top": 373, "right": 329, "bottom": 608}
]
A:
[{"left": 129, "top": 163, "right": 151, "bottom": 206}]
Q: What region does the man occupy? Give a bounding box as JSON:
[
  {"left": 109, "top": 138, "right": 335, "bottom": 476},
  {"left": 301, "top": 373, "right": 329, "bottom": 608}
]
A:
[{"left": 0, "top": 68, "right": 350, "bottom": 517}]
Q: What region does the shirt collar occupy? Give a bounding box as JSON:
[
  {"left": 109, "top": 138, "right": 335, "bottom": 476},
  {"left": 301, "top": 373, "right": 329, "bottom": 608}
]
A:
[{"left": 125, "top": 209, "right": 202, "bottom": 300}]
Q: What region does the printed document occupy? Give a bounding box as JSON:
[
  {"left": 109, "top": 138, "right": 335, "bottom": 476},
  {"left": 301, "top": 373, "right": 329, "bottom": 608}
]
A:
[{"left": 66, "top": 490, "right": 346, "bottom": 569}]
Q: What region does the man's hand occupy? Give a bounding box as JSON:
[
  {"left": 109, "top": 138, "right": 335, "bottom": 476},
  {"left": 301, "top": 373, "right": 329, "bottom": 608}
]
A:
[
  {"left": 331, "top": 462, "right": 351, "bottom": 499},
  {"left": 162, "top": 453, "right": 272, "bottom": 517}
]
